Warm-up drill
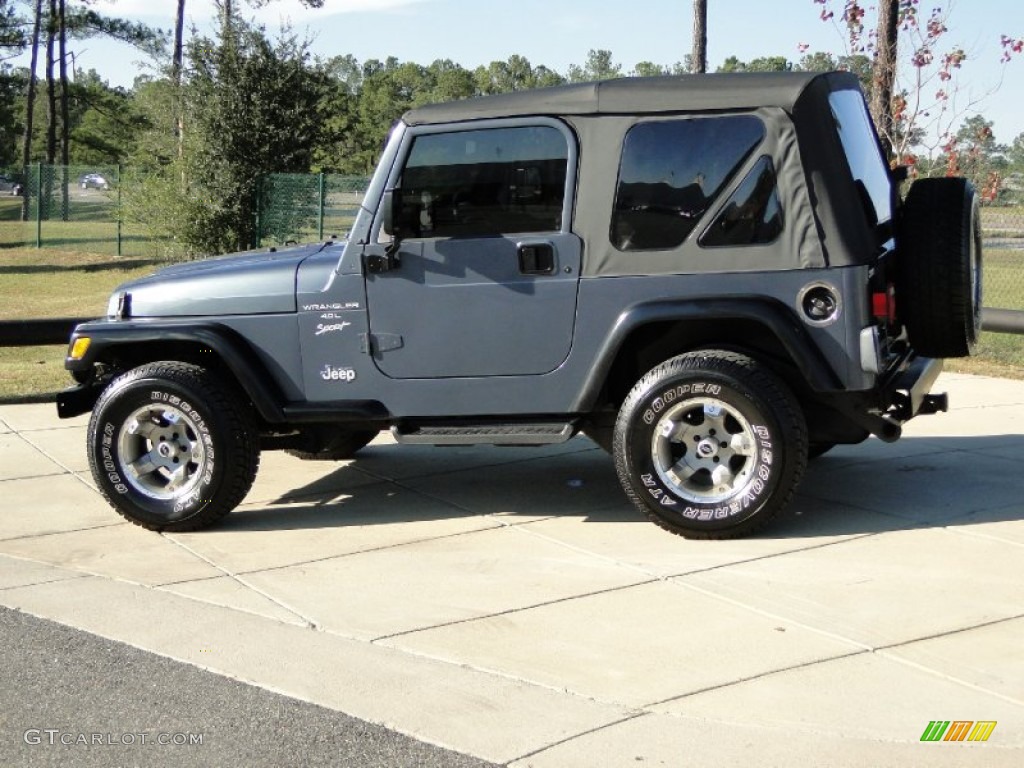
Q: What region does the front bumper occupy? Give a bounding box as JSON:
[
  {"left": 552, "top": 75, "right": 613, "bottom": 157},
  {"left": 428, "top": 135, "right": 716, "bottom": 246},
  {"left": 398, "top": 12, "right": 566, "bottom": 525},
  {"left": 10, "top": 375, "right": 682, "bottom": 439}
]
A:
[{"left": 56, "top": 378, "right": 105, "bottom": 419}]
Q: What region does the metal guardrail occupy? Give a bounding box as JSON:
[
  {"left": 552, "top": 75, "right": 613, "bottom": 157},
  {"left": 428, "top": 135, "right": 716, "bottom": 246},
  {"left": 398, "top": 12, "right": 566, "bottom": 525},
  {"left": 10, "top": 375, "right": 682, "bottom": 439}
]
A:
[
  {"left": 0, "top": 317, "right": 91, "bottom": 347},
  {"left": 982, "top": 309, "right": 1024, "bottom": 334}
]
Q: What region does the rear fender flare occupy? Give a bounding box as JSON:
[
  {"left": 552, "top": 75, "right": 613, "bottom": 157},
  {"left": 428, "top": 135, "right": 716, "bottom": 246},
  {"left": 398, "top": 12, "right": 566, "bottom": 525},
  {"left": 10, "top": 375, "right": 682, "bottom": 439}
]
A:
[{"left": 572, "top": 298, "right": 842, "bottom": 412}]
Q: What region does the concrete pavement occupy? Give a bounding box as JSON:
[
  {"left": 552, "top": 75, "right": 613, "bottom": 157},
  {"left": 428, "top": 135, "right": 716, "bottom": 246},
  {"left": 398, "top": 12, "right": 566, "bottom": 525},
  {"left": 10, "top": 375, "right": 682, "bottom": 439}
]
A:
[{"left": 0, "top": 371, "right": 1022, "bottom": 766}]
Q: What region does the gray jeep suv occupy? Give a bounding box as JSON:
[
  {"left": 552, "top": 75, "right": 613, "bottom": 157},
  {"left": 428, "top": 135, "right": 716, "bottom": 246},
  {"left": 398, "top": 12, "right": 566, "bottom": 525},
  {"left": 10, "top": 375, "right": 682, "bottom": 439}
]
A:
[{"left": 58, "top": 71, "right": 982, "bottom": 539}]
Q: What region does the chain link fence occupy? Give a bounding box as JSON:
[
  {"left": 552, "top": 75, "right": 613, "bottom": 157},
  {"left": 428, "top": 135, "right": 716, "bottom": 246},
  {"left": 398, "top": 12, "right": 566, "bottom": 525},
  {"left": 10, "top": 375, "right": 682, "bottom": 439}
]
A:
[
  {"left": 256, "top": 173, "right": 370, "bottom": 246},
  {"left": 0, "top": 164, "right": 155, "bottom": 257},
  {"left": 2, "top": 165, "right": 1022, "bottom": 316},
  {"left": 982, "top": 208, "right": 1024, "bottom": 312}
]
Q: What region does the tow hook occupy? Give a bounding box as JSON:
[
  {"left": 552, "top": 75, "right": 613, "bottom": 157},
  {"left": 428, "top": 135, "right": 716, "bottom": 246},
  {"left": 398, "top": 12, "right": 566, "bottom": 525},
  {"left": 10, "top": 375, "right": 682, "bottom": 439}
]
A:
[{"left": 918, "top": 393, "right": 949, "bottom": 415}]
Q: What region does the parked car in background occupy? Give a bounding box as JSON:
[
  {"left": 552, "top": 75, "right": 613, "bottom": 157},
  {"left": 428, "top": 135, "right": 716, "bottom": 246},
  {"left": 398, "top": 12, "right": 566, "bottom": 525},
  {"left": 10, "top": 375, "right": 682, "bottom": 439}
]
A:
[
  {"left": 0, "top": 174, "right": 23, "bottom": 196},
  {"left": 79, "top": 173, "right": 111, "bottom": 190}
]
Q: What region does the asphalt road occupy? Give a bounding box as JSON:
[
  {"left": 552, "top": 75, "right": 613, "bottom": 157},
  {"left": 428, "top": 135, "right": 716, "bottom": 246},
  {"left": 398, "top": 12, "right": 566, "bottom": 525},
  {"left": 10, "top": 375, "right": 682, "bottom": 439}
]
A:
[{"left": 0, "top": 606, "right": 499, "bottom": 768}]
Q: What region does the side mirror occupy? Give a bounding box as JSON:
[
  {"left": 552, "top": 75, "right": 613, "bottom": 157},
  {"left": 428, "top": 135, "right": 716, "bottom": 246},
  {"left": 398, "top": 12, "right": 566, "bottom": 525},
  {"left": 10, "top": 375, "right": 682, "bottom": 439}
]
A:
[
  {"left": 381, "top": 188, "right": 396, "bottom": 237},
  {"left": 381, "top": 187, "right": 413, "bottom": 245}
]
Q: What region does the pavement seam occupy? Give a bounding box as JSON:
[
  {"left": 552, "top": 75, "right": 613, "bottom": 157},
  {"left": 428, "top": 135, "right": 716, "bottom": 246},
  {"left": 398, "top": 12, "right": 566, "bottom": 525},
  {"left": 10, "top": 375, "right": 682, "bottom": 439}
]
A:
[
  {"left": 640, "top": 612, "right": 1024, "bottom": 711},
  {"left": 506, "top": 712, "right": 648, "bottom": 764},
  {"left": 0, "top": 553, "right": 313, "bottom": 628},
  {"left": 0, "top": 522, "right": 126, "bottom": 543},
  {"left": 870, "top": 612, "right": 1024, "bottom": 707},
  {"left": 0, "top": 574, "right": 90, "bottom": 592},
  {"left": 210, "top": 517, "right": 508, "bottom": 578},
  {"left": 519, "top": 520, "right": 889, "bottom": 581},
  {"left": 9, "top": 428, "right": 99, "bottom": 495},
  {"left": 874, "top": 647, "right": 1024, "bottom": 708},
  {"left": 367, "top": 636, "right": 644, "bottom": 714},
  {"left": 161, "top": 533, "right": 324, "bottom": 630},
  {"left": 371, "top": 576, "right": 661, "bottom": 643},
  {"left": 672, "top": 578, "right": 876, "bottom": 652},
  {"left": 0, "top": 471, "right": 67, "bottom": 483},
  {"left": 640, "top": 648, "right": 870, "bottom": 709}
]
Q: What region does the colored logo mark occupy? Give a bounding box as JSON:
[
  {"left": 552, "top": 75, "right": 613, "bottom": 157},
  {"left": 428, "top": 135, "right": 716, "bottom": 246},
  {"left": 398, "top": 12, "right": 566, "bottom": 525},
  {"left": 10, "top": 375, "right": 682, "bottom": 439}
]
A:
[{"left": 920, "top": 721, "right": 997, "bottom": 742}]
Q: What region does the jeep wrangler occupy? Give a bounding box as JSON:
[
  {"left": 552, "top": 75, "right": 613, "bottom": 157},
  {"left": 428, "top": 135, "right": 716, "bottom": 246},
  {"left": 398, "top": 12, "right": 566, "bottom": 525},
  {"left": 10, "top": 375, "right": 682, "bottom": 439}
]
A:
[{"left": 58, "top": 71, "right": 982, "bottom": 539}]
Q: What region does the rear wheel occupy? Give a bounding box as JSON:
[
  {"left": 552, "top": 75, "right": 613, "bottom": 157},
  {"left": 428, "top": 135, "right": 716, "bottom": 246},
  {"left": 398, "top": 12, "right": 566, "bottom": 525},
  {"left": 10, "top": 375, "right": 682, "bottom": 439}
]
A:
[
  {"left": 88, "top": 362, "right": 260, "bottom": 531},
  {"left": 613, "top": 351, "right": 807, "bottom": 539},
  {"left": 898, "top": 177, "right": 982, "bottom": 358}
]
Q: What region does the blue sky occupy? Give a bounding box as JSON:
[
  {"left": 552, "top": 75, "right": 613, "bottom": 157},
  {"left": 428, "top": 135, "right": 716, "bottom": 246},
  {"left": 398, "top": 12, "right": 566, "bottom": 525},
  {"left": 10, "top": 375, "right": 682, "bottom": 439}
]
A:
[{"left": 48, "top": 0, "right": 1024, "bottom": 146}]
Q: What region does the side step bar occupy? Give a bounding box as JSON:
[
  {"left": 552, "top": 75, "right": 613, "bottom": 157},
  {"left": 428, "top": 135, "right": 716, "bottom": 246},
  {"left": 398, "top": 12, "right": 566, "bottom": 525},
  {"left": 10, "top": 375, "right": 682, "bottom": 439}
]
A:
[{"left": 393, "top": 422, "right": 576, "bottom": 446}]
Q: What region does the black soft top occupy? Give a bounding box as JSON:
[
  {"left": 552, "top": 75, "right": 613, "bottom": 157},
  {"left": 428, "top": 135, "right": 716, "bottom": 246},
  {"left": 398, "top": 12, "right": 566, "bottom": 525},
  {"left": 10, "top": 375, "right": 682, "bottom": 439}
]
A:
[
  {"left": 401, "top": 70, "right": 881, "bottom": 274},
  {"left": 404, "top": 71, "right": 856, "bottom": 125}
]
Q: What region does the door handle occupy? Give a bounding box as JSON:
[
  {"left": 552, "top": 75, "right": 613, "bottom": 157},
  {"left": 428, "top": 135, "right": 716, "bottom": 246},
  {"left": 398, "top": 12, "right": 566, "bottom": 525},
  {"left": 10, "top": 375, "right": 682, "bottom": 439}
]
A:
[{"left": 518, "top": 243, "right": 555, "bottom": 275}]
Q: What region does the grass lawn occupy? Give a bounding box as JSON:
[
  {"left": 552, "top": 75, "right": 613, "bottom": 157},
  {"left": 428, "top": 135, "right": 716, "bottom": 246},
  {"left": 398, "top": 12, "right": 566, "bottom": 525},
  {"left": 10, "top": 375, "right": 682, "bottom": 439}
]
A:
[
  {"left": 0, "top": 249, "right": 163, "bottom": 319},
  {"left": 0, "top": 248, "right": 166, "bottom": 400},
  {"left": 0, "top": 345, "right": 70, "bottom": 401}
]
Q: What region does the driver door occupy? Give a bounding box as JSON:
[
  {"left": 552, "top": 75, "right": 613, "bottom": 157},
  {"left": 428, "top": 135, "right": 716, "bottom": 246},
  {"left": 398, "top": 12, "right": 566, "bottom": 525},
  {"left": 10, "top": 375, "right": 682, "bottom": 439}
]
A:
[{"left": 363, "top": 120, "right": 581, "bottom": 379}]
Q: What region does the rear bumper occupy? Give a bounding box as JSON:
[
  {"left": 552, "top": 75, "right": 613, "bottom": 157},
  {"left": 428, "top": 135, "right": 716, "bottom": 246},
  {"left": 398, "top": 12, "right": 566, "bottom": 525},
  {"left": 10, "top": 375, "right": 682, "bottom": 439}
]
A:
[{"left": 890, "top": 356, "right": 947, "bottom": 421}]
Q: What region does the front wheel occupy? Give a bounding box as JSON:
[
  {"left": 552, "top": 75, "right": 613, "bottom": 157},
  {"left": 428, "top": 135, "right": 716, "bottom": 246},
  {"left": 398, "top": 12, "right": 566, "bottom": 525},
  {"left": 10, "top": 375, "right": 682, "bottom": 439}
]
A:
[
  {"left": 613, "top": 351, "right": 807, "bottom": 539},
  {"left": 87, "top": 362, "right": 260, "bottom": 531}
]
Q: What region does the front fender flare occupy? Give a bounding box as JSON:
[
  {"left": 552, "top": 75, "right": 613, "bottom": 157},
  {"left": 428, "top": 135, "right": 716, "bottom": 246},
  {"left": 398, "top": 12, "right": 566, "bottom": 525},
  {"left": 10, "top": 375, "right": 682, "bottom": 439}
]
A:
[{"left": 61, "top": 320, "right": 287, "bottom": 423}]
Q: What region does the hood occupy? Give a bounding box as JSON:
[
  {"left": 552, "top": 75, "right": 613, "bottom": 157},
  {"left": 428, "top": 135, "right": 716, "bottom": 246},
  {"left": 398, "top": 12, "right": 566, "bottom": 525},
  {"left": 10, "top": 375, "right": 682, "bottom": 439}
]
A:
[{"left": 114, "top": 242, "right": 344, "bottom": 318}]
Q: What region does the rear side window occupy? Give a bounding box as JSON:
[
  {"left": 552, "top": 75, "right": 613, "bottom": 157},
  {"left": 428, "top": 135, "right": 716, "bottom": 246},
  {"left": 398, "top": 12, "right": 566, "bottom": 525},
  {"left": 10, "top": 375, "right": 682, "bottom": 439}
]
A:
[
  {"left": 611, "top": 116, "right": 765, "bottom": 251},
  {"left": 399, "top": 125, "right": 568, "bottom": 238},
  {"left": 829, "top": 89, "right": 893, "bottom": 226},
  {"left": 700, "top": 156, "right": 783, "bottom": 247}
]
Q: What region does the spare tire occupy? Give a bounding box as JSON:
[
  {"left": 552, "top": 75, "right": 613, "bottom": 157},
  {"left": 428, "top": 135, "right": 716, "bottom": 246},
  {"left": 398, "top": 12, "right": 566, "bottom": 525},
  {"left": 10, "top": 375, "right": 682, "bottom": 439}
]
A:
[{"left": 897, "top": 177, "right": 982, "bottom": 358}]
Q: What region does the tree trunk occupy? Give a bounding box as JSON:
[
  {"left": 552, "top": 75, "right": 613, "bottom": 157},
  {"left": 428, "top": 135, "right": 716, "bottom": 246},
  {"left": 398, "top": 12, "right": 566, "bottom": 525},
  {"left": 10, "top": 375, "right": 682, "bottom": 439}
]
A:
[
  {"left": 174, "top": 0, "right": 186, "bottom": 158},
  {"left": 173, "top": 0, "right": 186, "bottom": 85},
  {"left": 43, "top": 0, "right": 57, "bottom": 221},
  {"left": 871, "top": 0, "right": 898, "bottom": 161},
  {"left": 58, "top": 0, "right": 69, "bottom": 219},
  {"left": 691, "top": 0, "right": 707, "bottom": 74},
  {"left": 20, "top": 0, "right": 43, "bottom": 222},
  {"left": 44, "top": 0, "right": 56, "bottom": 165}
]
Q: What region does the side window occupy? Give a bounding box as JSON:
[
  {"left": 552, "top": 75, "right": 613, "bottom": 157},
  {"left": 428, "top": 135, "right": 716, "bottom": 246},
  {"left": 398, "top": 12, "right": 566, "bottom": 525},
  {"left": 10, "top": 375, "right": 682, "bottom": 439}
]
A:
[
  {"left": 611, "top": 116, "right": 765, "bottom": 251},
  {"left": 828, "top": 89, "right": 893, "bottom": 226},
  {"left": 398, "top": 125, "right": 568, "bottom": 238},
  {"left": 699, "top": 156, "right": 783, "bottom": 247}
]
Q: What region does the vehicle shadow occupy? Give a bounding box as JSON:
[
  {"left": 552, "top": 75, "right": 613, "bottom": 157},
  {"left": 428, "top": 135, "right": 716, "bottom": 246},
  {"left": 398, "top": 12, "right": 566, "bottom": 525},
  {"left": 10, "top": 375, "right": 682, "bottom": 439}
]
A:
[
  {"left": 222, "top": 434, "right": 1024, "bottom": 538},
  {"left": 0, "top": 257, "right": 161, "bottom": 274}
]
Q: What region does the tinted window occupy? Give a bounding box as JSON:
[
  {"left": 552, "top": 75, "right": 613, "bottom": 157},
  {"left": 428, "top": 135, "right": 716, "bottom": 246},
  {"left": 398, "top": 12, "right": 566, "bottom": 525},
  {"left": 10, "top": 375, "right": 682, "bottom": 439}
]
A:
[
  {"left": 829, "top": 90, "right": 892, "bottom": 226},
  {"left": 399, "top": 126, "right": 567, "bottom": 238},
  {"left": 611, "top": 116, "right": 765, "bottom": 251},
  {"left": 700, "top": 156, "right": 783, "bottom": 247}
]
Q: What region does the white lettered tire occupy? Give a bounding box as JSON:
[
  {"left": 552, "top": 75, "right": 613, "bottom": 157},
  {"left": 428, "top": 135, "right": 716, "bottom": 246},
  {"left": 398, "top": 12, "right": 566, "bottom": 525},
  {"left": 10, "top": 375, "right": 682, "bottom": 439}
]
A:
[
  {"left": 613, "top": 350, "right": 807, "bottom": 539},
  {"left": 87, "top": 362, "right": 260, "bottom": 531}
]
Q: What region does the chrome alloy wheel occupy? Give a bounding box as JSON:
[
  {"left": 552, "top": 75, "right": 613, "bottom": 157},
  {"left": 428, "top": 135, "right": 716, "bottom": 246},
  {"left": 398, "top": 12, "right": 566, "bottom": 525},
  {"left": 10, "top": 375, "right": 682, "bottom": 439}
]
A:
[
  {"left": 116, "top": 404, "right": 207, "bottom": 501},
  {"left": 650, "top": 397, "right": 758, "bottom": 505}
]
